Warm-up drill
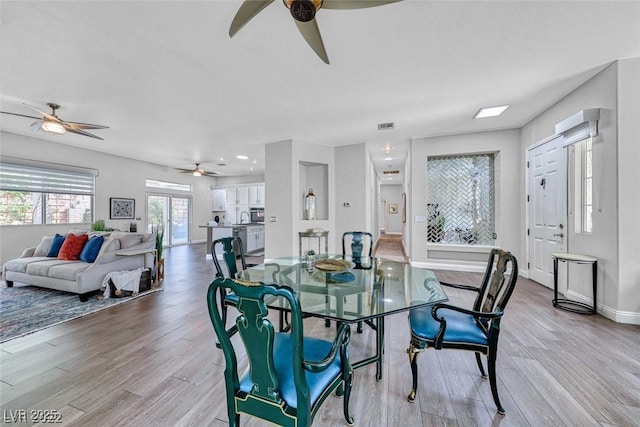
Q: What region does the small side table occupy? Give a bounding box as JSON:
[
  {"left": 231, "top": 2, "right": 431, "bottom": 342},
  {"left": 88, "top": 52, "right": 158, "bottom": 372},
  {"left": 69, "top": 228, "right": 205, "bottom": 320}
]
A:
[
  {"left": 552, "top": 252, "right": 597, "bottom": 314},
  {"left": 299, "top": 230, "right": 329, "bottom": 256}
]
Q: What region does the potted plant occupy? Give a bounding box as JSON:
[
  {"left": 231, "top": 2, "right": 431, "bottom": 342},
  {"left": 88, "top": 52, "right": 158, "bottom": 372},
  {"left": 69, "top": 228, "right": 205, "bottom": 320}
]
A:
[
  {"left": 155, "top": 227, "right": 165, "bottom": 282},
  {"left": 92, "top": 219, "right": 105, "bottom": 231}
]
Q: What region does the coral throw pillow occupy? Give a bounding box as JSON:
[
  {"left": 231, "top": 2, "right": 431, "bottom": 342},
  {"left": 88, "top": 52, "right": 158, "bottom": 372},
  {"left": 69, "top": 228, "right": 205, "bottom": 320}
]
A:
[{"left": 58, "top": 233, "right": 89, "bottom": 260}]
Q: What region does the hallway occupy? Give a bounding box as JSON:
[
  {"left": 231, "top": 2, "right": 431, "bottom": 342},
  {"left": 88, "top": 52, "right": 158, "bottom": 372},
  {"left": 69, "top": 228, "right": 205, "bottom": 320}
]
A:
[{"left": 373, "top": 232, "right": 409, "bottom": 263}]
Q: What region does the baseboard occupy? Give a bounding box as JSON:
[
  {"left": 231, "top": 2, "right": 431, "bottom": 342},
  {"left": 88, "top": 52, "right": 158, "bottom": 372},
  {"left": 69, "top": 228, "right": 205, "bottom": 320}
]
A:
[
  {"left": 410, "top": 260, "right": 487, "bottom": 273},
  {"left": 566, "top": 290, "right": 640, "bottom": 325}
]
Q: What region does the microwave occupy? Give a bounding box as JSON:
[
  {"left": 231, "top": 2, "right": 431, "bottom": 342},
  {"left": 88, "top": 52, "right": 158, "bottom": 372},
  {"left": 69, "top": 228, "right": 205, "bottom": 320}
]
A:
[{"left": 250, "top": 207, "right": 264, "bottom": 223}]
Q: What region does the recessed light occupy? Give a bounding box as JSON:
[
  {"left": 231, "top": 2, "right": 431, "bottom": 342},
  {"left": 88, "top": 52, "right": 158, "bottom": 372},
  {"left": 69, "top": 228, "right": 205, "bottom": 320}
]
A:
[
  {"left": 384, "top": 157, "right": 393, "bottom": 161},
  {"left": 473, "top": 105, "right": 509, "bottom": 119},
  {"left": 252, "top": 160, "right": 258, "bottom": 164},
  {"left": 236, "top": 155, "right": 249, "bottom": 160},
  {"left": 384, "top": 144, "right": 392, "bottom": 153}
]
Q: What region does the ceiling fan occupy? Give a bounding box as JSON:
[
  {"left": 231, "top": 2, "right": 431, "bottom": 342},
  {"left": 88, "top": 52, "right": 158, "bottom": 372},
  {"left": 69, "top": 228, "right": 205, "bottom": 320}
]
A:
[
  {"left": 177, "top": 163, "right": 217, "bottom": 177},
  {"left": 229, "top": 0, "right": 401, "bottom": 64},
  {"left": 0, "top": 102, "right": 109, "bottom": 140}
]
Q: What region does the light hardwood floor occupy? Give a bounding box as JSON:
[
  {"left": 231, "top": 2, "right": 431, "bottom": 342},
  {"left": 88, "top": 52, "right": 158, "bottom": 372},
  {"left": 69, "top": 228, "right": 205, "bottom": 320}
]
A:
[{"left": 1, "top": 243, "right": 639, "bottom": 426}]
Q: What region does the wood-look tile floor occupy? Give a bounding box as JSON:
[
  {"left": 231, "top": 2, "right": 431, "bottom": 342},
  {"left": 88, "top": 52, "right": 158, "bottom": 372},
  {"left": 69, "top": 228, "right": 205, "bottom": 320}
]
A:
[{"left": 1, "top": 244, "right": 639, "bottom": 426}]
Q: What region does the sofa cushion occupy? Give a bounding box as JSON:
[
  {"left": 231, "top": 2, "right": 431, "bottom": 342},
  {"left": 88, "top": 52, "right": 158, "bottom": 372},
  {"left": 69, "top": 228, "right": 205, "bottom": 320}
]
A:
[
  {"left": 59, "top": 233, "right": 89, "bottom": 260},
  {"left": 100, "top": 237, "right": 121, "bottom": 253},
  {"left": 47, "top": 261, "right": 91, "bottom": 281},
  {"left": 48, "top": 234, "right": 66, "bottom": 257},
  {"left": 4, "top": 257, "right": 50, "bottom": 273},
  {"left": 79, "top": 235, "right": 105, "bottom": 263},
  {"left": 111, "top": 233, "right": 142, "bottom": 249},
  {"left": 25, "top": 259, "right": 76, "bottom": 277},
  {"left": 34, "top": 235, "right": 55, "bottom": 256}
]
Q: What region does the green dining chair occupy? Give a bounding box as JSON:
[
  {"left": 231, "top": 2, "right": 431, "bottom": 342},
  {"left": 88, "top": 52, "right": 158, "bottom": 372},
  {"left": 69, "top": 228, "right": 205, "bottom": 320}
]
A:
[
  {"left": 207, "top": 277, "right": 354, "bottom": 427},
  {"left": 406, "top": 248, "right": 518, "bottom": 414}
]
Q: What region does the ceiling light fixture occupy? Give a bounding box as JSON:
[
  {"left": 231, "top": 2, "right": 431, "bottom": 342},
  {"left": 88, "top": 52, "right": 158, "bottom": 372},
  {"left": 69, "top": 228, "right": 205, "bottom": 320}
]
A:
[
  {"left": 384, "top": 157, "right": 393, "bottom": 161},
  {"left": 236, "top": 155, "right": 249, "bottom": 160},
  {"left": 192, "top": 170, "right": 202, "bottom": 177},
  {"left": 41, "top": 120, "right": 66, "bottom": 135},
  {"left": 384, "top": 144, "right": 392, "bottom": 154},
  {"left": 473, "top": 105, "right": 509, "bottom": 119}
]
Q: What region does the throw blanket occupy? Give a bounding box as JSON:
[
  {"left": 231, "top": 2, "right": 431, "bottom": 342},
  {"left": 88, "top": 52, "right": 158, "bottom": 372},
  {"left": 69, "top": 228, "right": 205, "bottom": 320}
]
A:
[{"left": 100, "top": 268, "right": 144, "bottom": 298}]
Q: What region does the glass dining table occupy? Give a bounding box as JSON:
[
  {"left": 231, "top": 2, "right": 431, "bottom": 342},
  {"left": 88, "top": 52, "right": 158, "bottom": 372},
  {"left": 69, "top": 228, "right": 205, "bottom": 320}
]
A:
[{"left": 240, "top": 254, "right": 448, "bottom": 381}]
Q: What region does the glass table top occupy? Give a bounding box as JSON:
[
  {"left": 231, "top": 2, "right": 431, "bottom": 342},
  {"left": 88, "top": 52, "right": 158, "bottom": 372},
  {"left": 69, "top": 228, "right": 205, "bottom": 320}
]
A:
[{"left": 241, "top": 255, "right": 448, "bottom": 323}]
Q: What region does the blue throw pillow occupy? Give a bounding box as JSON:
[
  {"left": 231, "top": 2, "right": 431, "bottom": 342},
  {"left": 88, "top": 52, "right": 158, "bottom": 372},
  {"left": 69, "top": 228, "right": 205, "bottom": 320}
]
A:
[
  {"left": 79, "top": 235, "right": 105, "bottom": 263},
  {"left": 47, "top": 234, "right": 66, "bottom": 257}
]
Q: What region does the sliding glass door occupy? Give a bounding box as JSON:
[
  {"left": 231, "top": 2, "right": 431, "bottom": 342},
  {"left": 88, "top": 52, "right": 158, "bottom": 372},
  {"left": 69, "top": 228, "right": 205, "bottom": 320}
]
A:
[{"left": 147, "top": 194, "right": 191, "bottom": 246}]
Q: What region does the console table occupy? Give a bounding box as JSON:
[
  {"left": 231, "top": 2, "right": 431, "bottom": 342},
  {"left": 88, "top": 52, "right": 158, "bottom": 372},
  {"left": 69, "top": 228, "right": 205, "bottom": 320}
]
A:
[
  {"left": 298, "top": 230, "right": 329, "bottom": 256},
  {"left": 116, "top": 248, "right": 159, "bottom": 287},
  {"left": 552, "top": 252, "right": 597, "bottom": 314}
]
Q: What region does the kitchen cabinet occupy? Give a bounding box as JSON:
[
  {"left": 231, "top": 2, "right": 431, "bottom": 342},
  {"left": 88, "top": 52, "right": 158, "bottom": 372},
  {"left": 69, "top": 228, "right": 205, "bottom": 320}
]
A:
[
  {"left": 246, "top": 225, "right": 264, "bottom": 253},
  {"left": 211, "top": 188, "right": 226, "bottom": 211},
  {"left": 226, "top": 186, "right": 250, "bottom": 224},
  {"left": 249, "top": 184, "right": 265, "bottom": 206}
]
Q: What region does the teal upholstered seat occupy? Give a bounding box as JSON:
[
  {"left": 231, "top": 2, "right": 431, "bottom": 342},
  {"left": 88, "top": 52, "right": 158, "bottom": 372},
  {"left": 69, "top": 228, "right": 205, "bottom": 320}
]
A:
[
  {"left": 407, "top": 248, "right": 518, "bottom": 415},
  {"left": 207, "top": 277, "right": 354, "bottom": 427}
]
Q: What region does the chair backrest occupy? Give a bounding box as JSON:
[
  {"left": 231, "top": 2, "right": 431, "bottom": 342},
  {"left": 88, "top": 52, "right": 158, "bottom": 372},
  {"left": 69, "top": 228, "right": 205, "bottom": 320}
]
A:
[
  {"left": 342, "top": 231, "right": 373, "bottom": 260},
  {"left": 473, "top": 249, "right": 519, "bottom": 315},
  {"left": 212, "top": 237, "right": 247, "bottom": 279},
  {"left": 206, "top": 277, "right": 321, "bottom": 425}
]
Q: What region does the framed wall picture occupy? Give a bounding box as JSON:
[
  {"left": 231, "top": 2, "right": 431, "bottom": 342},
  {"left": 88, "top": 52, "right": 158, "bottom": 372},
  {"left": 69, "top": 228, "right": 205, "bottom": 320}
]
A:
[
  {"left": 110, "top": 198, "right": 135, "bottom": 219},
  {"left": 389, "top": 204, "right": 398, "bottom": 214}
]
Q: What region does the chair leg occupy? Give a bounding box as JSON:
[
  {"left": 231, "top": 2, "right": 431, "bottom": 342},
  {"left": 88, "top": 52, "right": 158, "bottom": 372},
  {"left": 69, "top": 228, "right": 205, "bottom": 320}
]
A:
[
  {"left": 475, "top": 352, "right": 487, "bottom": 378},
  {"left": 407, "top": 343, "right": 423, "bottom": 402},
  {"left": 343, "top": 370, "right": 354, "bottom": 426},
  {"left": 488, "top": 347, "right": 505, "bottom": 415}
]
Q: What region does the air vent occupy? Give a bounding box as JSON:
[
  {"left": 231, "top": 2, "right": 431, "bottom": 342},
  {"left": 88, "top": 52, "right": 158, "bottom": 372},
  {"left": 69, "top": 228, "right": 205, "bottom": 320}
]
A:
[
  {"left": 383, "top": 170, "right": 399, "bottom": 175},
  {"left": 378, "top": 122, "right": 394, "bottom": 130},
  {"left": 216, "top": 163, "right": 227, "bottom": 166}
]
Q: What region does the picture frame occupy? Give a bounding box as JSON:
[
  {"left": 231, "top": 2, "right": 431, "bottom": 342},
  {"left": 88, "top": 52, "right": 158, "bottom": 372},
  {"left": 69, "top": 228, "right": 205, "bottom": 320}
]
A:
[
  {"left": 389, "top": 204, "right": 398, "bottom": 214},
  {"left": 110, "top": 198, "right": 135, "bottom": 219}
]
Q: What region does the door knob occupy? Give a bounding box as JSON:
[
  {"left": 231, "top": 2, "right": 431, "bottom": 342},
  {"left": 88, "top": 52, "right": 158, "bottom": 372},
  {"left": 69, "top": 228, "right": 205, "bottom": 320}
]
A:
[{"left": 553, "top": 233, "right": 564, "bottom": 238}]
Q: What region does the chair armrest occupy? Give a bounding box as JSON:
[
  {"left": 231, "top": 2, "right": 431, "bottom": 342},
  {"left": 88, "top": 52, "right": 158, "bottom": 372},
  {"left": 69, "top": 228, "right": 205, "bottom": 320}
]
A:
[
  {"left": 303, "top": 322, "right": 351, "bottom": 373},
  {"left": 439, "top": 281, "right": 481, "bottom": 292},
  {"left": 430, "top": 303, "right": 504, "bottom": 349}
]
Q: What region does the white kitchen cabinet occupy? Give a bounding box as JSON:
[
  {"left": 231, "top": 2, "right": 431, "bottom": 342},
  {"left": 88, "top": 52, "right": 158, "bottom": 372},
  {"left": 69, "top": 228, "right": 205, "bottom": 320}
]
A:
[
  {"left": 225, "top": 186, "right": 250, "bottom": 224},
  {"left": 211, "top": 188, "right": 226, "bottom": 211},
  {"left": 249, "top": 184, "right": 265, "bottom": 206},
  {"left": 246, "top": 225, "right": 264, "bottom": 253},
  {"left": 237, "top": 186, "right": 250, "bottom": 206}
]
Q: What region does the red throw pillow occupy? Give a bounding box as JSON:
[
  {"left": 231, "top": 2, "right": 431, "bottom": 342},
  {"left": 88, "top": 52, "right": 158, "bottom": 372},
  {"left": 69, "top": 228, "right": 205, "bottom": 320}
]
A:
[{"left": 58, "top": 233, "right": 89, "bottom": 260}]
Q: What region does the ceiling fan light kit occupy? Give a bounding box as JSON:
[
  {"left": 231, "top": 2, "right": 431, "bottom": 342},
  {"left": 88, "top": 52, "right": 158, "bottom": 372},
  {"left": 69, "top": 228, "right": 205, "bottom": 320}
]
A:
[
  {"left": 41, "top": 120, "right": 66, "bottom": 135},
  {"left": 1, "top": 102, "right": 108, "bottom": 140}
]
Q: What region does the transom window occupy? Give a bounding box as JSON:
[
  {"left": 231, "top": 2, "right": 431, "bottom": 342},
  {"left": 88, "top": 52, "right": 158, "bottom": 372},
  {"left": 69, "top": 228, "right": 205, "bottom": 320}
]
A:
[{"left": 0, "top": 160, "right": 95, "bottom": 226}]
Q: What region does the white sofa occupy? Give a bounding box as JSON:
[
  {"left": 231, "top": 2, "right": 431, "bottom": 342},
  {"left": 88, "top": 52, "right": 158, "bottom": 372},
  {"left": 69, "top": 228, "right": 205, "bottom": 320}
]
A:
[{"left": 3, "top": 231, "right": 156, "bottom": 301}]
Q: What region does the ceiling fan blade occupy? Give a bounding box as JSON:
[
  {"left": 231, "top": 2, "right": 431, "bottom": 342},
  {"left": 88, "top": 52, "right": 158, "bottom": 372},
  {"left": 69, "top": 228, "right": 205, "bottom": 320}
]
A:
[
  {"left": 64, "top": 121, "right": 109, "bottom": 130},
  {"left": 322, "top": 0, "right": 402, "bottom": 10},
  {"left": 0, "top": 111, "right": 42, "bottom": 120},
  {"left": 65, "top": 127, "right": 103, "bottom": 140},
  {"left": 295, "top": 18, "right": 330, "bottom": 64},
  {"left": 23, "top": 103, "right": 62, "bottom": 123},
  {"left": 30, "top": 120, "right": 44, "bottom": 131},
  {"left": 229, "top": 0, "right": 275, "bottom": 37}
]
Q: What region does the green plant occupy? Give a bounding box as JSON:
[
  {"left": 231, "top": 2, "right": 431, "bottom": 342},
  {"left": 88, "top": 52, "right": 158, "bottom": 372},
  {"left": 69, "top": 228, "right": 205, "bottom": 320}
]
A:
[
  {"left": 155, "top": 229, "right": 165, "bottom": 259},
  {"left": 92, "top": 219, "right": 105, "bottom": 231},
  {"left": 307, "top": 249, "right": 315, "bottom": 256},
  {"left": 437, "top": 215, "right": 446, "bottom": 228}
]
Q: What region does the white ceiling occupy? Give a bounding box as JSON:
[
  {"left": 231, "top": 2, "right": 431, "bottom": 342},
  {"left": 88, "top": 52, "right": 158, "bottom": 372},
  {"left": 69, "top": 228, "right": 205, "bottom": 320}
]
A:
[{"left": 1, "top": 1, "right": 639, "bottom": 185}]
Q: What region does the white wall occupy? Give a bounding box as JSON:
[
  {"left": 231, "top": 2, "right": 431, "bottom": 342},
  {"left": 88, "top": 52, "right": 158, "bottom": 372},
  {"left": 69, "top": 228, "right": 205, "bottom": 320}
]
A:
[
  {"left": 0, "top": 131, "right": 214, "bottom": 265},
  {"left": 335, "top": 144, "right": 371, "bottom": 247},
  {"left": 380, "top": 184, "right": 403, "bottom": 233},
  {"left": 410, "top": 129, "right": 522, "bottom": 267},
  {"left": 520, "top": 59, "right": 640, "bottom": 323}
]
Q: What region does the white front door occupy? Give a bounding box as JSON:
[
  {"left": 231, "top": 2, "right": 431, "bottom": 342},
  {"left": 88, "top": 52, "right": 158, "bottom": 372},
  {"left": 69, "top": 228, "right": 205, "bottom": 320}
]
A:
[{"left": 527, "top": 136, "right": 567, "bottom": 288}]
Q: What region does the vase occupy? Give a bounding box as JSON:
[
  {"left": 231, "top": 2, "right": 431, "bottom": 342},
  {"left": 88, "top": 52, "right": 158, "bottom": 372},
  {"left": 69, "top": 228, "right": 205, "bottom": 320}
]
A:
[{"left": 156, "top": 258, "right": 165, "bottom": 283}]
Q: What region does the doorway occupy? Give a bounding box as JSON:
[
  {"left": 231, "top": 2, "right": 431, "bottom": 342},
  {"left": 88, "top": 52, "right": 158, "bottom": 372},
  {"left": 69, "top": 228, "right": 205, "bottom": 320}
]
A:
[
  {"left": 147, "top": 194, "right": 191, "bottom": 246},
  {"left": 527, "top": 136, "right": 567, "bottom": 288}
]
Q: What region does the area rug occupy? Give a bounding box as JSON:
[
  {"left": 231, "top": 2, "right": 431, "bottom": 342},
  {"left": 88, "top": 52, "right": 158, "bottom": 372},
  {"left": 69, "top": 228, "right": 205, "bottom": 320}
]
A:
[{"left": 0, "top": 283, "right": 161, "bottom": 343}]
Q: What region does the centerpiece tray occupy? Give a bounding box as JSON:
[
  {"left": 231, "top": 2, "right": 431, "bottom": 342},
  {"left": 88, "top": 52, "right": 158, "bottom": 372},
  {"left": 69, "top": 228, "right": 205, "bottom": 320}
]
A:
[{"left": 313, "top": 259, "right": 353, "bottom": 273}]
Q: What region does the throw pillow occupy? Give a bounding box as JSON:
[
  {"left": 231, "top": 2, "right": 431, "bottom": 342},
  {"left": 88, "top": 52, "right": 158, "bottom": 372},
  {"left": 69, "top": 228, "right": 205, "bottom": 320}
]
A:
[
  {"left": 47, "top": 234, "right": 67, "bottom": 257},
  {"left": 58, "top": 233, "right": 89, "bottom": 260},
  {"left": 79, "top": 235, "right": 105, "bottom": 263},
  {"left": 34, "top": 235, "right": 55, "bottom": 256}
]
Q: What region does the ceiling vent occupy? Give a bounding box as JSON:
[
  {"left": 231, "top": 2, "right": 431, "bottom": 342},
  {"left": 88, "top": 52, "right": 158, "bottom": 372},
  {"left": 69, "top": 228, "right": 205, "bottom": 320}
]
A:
[
  {"left": 377, "top": 122, "right": 394, "bottom": 130},
  {"left": 383, "top": 170, "right": 399, "bottom": 175}
]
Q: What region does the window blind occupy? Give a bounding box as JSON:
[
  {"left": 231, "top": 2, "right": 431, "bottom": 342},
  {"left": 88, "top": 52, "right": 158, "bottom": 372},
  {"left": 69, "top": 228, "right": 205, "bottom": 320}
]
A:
[{"left": 0, "top": 162, "right": 95, "bottom": 195}]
